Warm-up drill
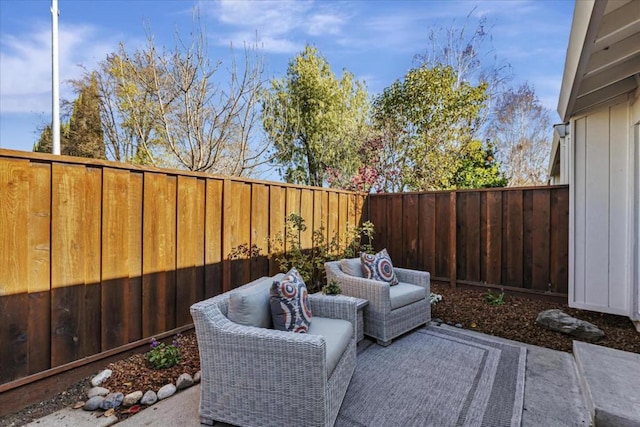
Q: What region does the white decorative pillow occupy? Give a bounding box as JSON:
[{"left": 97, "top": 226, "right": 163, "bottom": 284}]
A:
[
  {"left": 360, "top": 249, "right": 399, "bottom": 286},
  {"left": 270, "top": 268, "right": 312, "bottom": 333}
]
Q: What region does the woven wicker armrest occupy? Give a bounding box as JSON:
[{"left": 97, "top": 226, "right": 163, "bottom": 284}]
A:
[{"left": 394, "top": 267, "right": 430, "bottom": 291}]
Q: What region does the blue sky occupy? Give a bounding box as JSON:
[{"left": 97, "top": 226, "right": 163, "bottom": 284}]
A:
[{"left": 0, "top": 0, "right": 575, "bottom": 153}]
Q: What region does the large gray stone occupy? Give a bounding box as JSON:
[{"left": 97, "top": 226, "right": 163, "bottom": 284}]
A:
[
  {"left": 141, "top": 390, "right": 158, "bottom": 405},
  {"left": 157, "top": 383, "right": 176, "bottom": 400},
  {"left": 176, "top": 373, "right": 194, "bottom": 390},
  {"left": 90, "top": 369, "right": 112, "bottom": 387},
  {"left": 536, "top": 309, "right": 604, "bottom": 341}
]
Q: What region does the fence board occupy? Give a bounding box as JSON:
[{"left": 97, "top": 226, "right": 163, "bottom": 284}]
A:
[
  {"left": 176, "top": 176, "right": 204, "bottom": 327},
  {"left": 532, "top": 190, "right": 551, "bottom": 291},
  {"left": 503, "top": 190, "right": 524, "bottom": 287},
  {"left": 227, "top": 182, "right": 252, "bottom": 289},
  {"left": 127, "top": 173, "right": 143, "bottom": 341},
  {"left": 205, "top": 179, "right": 223, "bottom": 298},
  {"left": 388, "top": 194, "right": 404, "bottom": 265},
  {"left": 484, "top": 191, "right": 503, "bottom": 285},
  {"left": 403, "top": 194, "right": 419, "bottom": 269},
  {"left": 142, "top": 173, "right": 177, "bottom": 337},
  {"left": 327, "top": 192, "right": 339, "bottom": 252},
  {"left": 523, "top": 191, "right": 534, "bottom": 289},
  {"left": 435, "top": 193, "right": 451, "bottom": 278},
  {"left": 300, "top": 189, "right": 314, "bottom": 250},
  {"left": 269, "top": 186, "right": 285, "bottom": 275},
  {"left": 27, "top": 162, "right": 51, "bottom": 375},
  {"left": 338, "top": 193, "right": 348, "bottom": 251},
  {"left": 251, "top": 184, "right": 270, "bottom": 279},
  {"left": 102, "top": 169, "right": 130, "bottom": 350},
  {"left": 418, "top": 193, "right": 436, "bottom": 273},
  {"left": 0, "top": 159, "right": 30, "bottom": 382}
]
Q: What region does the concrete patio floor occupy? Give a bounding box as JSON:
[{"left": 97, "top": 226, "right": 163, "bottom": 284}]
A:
[{"left": 27, "top": 324, "right": 593, "bottom": 427}]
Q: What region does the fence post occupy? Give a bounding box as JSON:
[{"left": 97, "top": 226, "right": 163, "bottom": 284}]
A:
[{"left": 449, "top": 191, "right": 457, "bottom": 288}]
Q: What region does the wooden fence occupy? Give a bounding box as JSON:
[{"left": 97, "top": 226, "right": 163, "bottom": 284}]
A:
[
  {"left": 367, "top": 186, "right": 569, "bottom": 295},
  {"left": 0, "top": 149, "right": 365, "bottom": 386}
]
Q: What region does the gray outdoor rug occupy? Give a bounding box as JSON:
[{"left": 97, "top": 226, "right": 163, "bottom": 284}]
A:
[{"left": 335, "top": 326, "right": 526, "bottom": 427}]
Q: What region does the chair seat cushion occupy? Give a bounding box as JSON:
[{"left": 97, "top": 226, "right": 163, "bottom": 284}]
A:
[
  {"left": 390, "top": 282, "right": 427, "bottom": 310},
  {"left": 308, "top": 317, "right": 353, "bottom": 376},
  {"left": 227, "top": 275, "right": 283, "bottom": 328}
]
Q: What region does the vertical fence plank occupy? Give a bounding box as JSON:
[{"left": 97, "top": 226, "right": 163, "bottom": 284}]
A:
[
  {"left": 550, "top": 187, "right": 569, "bottom": 293},
  {"left": 27, "top": 162, "right": 51, "bottom": 375},
  {"left": 300, "top": 189, "right": 314, "bottom": 250},
  {"left": 418, "top": 193, "right": 436, "bottom": 274},
  {"left": 127, "top": 172, "right": 143, "bottom": 342},
  {"left": 0, "top": 159, "right": 30, "bottom": 382},
  {"left": 532, "top": 190, "right": 551, "bottom": 291},
  {"left": 465, "top": 192, "right": 481, "bottom": 282},
  {"left": 327, "top": 192, "right": 339, "bottom": 252},
  {"left": 456, "top": 193, "right": 468, "bottom": 280},
  {"left": 251, "top": 184, "right": 270, "bottom": 279},
  {"left": 269, "top": 186, "right": 285, "bottom": 275},
  {"left": 227, "top": 181, "right": 251, "bottom": 288},
  {"left": 484, "top": 190, "right": 503, "bottom": 286},
  {"left": 313, "top": 190, "right": 325, "bottom": 243},
  {"left": 434, "top": 193, "right": 451, "bottom": 279},
  {"left": 51, "top": 164, "right": 101, "bottom": 366},
  {"left": 388, "top": 194, "right": 404, "bottom": 265},
  {"left": 403, "top": 194, "right": 418, "bottom": 269},
  {"left": 142, "top": 173, "right": 177, "bottom": 337},
  {"left": 205, "top": 179, "right": 223, "bottom": 298},
  {"left": 102, "top": 169, "right": 129, "bottom": 350},
  {"left": 503, "top": 190, "right": 524, "bottom": 288},
  {"left": 338, "top": 193, "right": 348, "bottom": 251},
  {"left": 523, "top": 191, "right": 534, "bottom": 289},
  {"left": 176, "top": 176, "right": 204, "bottom": 327}
]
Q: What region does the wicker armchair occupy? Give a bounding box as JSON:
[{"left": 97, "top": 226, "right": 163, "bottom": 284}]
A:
[
  {"left": 190, "top": 276, "right": 357, "bottom": 427},
  {"left": 325, "top": 259, "right": 430, "bottom": 346}
]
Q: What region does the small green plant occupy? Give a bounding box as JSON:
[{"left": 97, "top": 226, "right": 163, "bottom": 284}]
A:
[
  {"left": 322, "top": 280, "right": 342, "bottom": 295},
  {"left": 484, "top": 289, "right": 505, "bottom": 306},
  {"left": 266, "top": 213, "right": 375, "bottom": 293},
  {"left": 146, "top": 335, "right": 182, "bottom": 369},
  {"left": 429, "top": 292, "right": 442, "bottom": 305}
]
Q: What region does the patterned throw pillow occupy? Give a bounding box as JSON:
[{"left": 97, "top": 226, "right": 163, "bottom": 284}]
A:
[
  {"left": 270, "top": 268, "right": 312, "bottom": 333},
  {"left": 361, "top": 249, "right": 399, "bottom": 286}
]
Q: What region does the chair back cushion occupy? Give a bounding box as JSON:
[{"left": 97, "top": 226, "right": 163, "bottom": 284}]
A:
[
  {"left": 361, "top": 249, "right": 399, "bottom": 285},
  {"left": 227, "top": 276, "right": 276, "bottom": 328},
  {"left": 270, "top": 268, "right": 313, "bottom": 332},
  {"left": 339, "top": 258, "right": 365, "bottom": 278}
]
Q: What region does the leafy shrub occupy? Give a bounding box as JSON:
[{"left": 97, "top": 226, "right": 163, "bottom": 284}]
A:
[
  {"left": 484, "top": 289, "right": 505, "bottom": 306},
  {"left": 429, "top": 292, "right": 443, "bottom": 305},
  {"left": 146, "top": 335, "right": 182, "bottom": 369},
  {"left": 322, "top": 280, "right": 342, "bottom": 295}
]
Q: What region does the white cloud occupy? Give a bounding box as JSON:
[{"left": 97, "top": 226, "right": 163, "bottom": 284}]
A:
[
  {"left": 0, "top": 23, "right": 116, "bottom": 114},
  {"left": 203, "top": 0, "right": 346, "bottom": 54}
]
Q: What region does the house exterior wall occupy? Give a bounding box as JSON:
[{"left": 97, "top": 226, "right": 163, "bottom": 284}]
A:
[{"left": 569, "top": 98, "right": 634, "bottom": 316}]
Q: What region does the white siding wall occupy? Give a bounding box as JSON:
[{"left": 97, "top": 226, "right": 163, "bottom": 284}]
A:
[{"left": 570, "top": 101, "right": 631, "bottom": 316}]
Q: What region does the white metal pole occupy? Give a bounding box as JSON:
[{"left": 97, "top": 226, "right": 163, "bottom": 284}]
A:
[{"left": 51, "top": 0, "right": 60, "bottom": 155}]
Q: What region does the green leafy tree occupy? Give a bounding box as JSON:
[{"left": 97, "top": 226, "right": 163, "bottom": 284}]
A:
[
  {"left": 452, "top": 139, "right": 507, "bottom": 189},
  {"left": 33, "top": 77, "right": 104, "bottom": 159},
  {"left": 373, "top": 64, "right": 488, "bottom": 191},
  {"left": 66, "top": 74, "right": 105, "bottom": 159},
  {"left": 263, "top": 45, "right": 370, "bottom": 186}
]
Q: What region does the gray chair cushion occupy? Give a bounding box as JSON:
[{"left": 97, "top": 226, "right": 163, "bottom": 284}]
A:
[
  {"left": 389, "top": 282, "right": 428, "bottom": 310},
  {"left": 308, "top": 317, "right": 353, "bottom": 376},
  {"left": 227, "top": 275, "right": 282, "bottom": 328},
  {"left": 339, "top": 258, "right": 364, "bottom": 278}
]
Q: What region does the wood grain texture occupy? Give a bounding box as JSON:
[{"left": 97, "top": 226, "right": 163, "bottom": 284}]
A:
[{"left": 205, "top": 179, "right": 223, "bottom": 298}]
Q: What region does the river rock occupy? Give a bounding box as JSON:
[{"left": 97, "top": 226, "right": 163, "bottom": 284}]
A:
[
  {"left": 157, "top": 384, "right": 176, "bottom": 400},
  {"left": 87, "top": 386, "right": 110, "bottom": 398},
  {"left": 536, "top": 309, "right": 605, "bottom": 341},
  {"left": 141, "top": 390, "right": 158, "bottom": 405},
  {"left": 90, "top": 369, "right": 112, "bottom": 387},
  {"left": 193, "top": 371, "right": 201, "bottom": 383},
  {"left": 123, "top": 391, "right": 143, "bottom": 406},
  {"left": 100, "top": 392, "right": 124, "bottom": 410},
  {"left": 83, "top": 396, "right": 104, "bottom": 411},
  {"left": 176, "top": 373, "right": 194, "bottom": 390}
]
